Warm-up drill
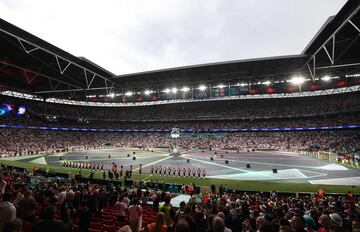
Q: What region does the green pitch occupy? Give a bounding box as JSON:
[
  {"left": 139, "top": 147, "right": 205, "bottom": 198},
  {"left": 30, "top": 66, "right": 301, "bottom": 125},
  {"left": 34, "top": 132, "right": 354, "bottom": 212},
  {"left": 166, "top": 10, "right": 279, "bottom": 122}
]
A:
[{"left": 1, "top": 158, "right": 359, "bottom": 195}]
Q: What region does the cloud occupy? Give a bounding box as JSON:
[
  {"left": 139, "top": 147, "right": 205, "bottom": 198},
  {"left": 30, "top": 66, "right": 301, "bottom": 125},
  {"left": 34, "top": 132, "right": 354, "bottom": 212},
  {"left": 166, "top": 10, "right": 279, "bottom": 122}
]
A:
[{"left": 0, "top": 0, "right": 347, "bottom": 75}]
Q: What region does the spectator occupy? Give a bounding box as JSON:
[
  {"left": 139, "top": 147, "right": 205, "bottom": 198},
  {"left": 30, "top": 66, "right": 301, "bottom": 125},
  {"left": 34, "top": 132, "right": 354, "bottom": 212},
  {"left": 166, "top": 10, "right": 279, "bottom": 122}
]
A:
[
  {"left": 329, "top": 213, "right": 345, "bottom": 232},
  {"left": 3, "top": 219, "right": 22, "bottom": 232},
  {"left": 30, "top": 206, "right": 65, "bottom": 232},
  {"left": 212, "top": 216, "right": 225, "bottom": 232},
  {"left": 175, "top": 219, "right": 190, "bottom": 232},
  {"left": 116, "top": 195, "right": 127, "bottom": 222},
  {"left": 17, "top": 189, "right": 37, "bottom": 222},
  {"left": 318, "top": 215, "right": 331, "bottom": 232},
  {"left": 0, "top": 192, "right": 16, "bottom": 232},
  {"left": 147, "top": 212, "right": 167, "bottom": 232},
  {"left": 158, "top": 195, "right": 174, "bottom": 226},
  {"left": 128, "top": 198, "right": 142, "bottom": 232}
]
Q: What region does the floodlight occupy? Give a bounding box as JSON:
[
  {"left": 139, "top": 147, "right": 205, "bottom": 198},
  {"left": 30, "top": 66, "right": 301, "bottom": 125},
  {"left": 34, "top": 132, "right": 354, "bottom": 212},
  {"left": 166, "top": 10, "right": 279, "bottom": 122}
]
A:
[
  {"left": 125, "top": 91, "right": 133, "bottom": 96},
  {"left": 144, "top": 90, "right": 151, "bottom": 95},
  {"left": 217, "top": 84, "right": 226, "bottom": 89},
  {"left": 163, "top": 88, "right": 171, "bottom": 93},
  {"left": 263, "top": 81, "right": 271, "bottom": 85},
  {"left": 290, "top": 76, "right": 305, "bottom": 85},
  {"left": 109, "top": 93, "right": 115, "bottom": 98},
  {"left": 181, "top": 87, "right": 190, "bottom": 92},
  {"left": 171, "top": 87, "right": 177, "bottom": 93},
  {"left": 198, "top": 85, "right": 207, "bottom": 91},
  {"left": 322, "top": 75, "right": 331, "bottom": 81}
]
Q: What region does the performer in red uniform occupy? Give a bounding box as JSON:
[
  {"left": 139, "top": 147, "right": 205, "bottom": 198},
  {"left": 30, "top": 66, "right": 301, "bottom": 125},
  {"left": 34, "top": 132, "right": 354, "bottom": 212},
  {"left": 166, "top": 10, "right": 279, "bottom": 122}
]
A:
[
  {"left": 120, "top": 165, "right": 123, "bottom": 177},
  {"left": 168, "top": 167, "right": 171, "bottom": 176},
  {"left": 197, "top": 168, "right": 201, "bottom": 178},
  {"left": 202, "top": 169, "right": 206, "bottom": 178}
]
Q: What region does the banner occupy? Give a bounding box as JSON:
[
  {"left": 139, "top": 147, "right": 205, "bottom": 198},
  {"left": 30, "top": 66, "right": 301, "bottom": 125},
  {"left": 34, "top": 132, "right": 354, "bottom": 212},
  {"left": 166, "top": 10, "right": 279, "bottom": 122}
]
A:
[
  {"left": 193, "top": 88, "right": 210, "bottom": 99},
  {"left": 230, "top": 86, "right": 249, "bottom": 96},
  {"left": 159, "top": 92, "right": 168, "bottom": 100}
]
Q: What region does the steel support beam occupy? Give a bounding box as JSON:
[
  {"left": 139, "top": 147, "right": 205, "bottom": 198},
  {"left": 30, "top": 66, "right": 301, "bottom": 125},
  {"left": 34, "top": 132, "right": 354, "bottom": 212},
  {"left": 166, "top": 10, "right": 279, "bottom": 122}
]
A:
[
  {"left": 34, "top": 87, "right": 115, "bottom": 94},
  {"left": 315, "top": 62, "right": 360, "bottom": 70},
  {"left": 0, "top": 28, "right": 119, "bottom": 88},
  {"left": 302, "top": 4, "right": 360, "bottom": 76},
  {"left": 0, "top": 60, "right": 82, "bottom": 89}
]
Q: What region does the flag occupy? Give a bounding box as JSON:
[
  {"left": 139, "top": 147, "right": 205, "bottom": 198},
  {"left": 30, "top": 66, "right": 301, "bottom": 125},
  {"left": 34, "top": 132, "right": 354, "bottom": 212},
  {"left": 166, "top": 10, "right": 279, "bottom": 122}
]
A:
[
  {"left": 124, "top": 95, "right": 135, "bottom": 103},
  {"left": 211, "top": 87, "right": 229, "bottom": 97}
]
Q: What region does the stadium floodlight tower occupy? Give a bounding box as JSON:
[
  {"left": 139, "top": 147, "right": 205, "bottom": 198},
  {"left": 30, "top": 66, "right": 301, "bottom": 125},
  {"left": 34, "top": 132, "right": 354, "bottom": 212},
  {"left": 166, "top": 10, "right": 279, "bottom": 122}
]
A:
[{"left": 170, "top": 128, "right": 181, "bottom": 155}]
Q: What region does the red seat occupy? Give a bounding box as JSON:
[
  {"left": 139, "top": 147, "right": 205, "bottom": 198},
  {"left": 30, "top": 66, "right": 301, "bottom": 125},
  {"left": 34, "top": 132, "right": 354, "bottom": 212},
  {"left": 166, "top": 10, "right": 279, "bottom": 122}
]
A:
[
  {"left": 91, "top": 217, "right": 101, "bottom": 223},
  {"left": 103, "top": 224, "right": 116, "bottom": 232},
  {"left": 102, "top": 218, "right": 113, "bottom": 225},
  {"left": 90, "top": 222, "right": 102, "bottom": 230}
]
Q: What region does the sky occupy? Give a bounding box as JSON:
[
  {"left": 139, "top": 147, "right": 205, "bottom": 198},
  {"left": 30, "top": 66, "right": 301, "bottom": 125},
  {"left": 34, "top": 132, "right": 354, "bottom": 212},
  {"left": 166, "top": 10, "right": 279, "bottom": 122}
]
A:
[{"left": 0, "top": 0, "right": 347, "bottom": 75}]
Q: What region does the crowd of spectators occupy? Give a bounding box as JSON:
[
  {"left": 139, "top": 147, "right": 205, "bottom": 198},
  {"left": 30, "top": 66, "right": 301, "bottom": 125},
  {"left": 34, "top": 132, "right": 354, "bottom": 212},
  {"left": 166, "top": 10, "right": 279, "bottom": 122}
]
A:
[
  {"left": 1, "top": 164, "right": 360, "bottom": 232},
  {"left": 1, "top": 92, "right": 359, "bottom": 121},
  {"left": 0, "top": 128, "right": 359, "bottom": 158},
  {"left": 1, "top": 93, "right": 359, "bottom": 158},
  {"left": 1, "top": 112, "right": 360, "bottom": 130}
]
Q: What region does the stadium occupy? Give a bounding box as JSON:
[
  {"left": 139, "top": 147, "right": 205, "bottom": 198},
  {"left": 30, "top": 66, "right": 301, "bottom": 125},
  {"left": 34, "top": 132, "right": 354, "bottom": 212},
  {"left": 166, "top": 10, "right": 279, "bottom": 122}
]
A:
[{"left": 0, "top": 1, "right": 360, "bottom": 232}]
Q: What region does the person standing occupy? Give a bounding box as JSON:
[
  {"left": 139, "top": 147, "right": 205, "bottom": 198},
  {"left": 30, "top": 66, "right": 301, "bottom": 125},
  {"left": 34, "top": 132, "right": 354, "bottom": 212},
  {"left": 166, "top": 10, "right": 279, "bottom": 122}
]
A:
[
  {"left": 128, "top": 198, "right": 142, "bottom": 232},
  {"left": 0, "top": 192, "right": 16, "bottom": 232},
  {"left": 147, "top": 212, "right": 167, "bottom": 232},
  {"left": 120, "top": 165, "right": 124, "bottom": 177}
]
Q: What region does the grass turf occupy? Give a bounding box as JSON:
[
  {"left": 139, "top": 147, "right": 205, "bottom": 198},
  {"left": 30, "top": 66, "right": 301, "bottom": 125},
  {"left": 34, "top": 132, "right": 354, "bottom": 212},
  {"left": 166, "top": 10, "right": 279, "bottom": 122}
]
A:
[{"left": 1, "top": 158, "right": 359, "bottom": 195}]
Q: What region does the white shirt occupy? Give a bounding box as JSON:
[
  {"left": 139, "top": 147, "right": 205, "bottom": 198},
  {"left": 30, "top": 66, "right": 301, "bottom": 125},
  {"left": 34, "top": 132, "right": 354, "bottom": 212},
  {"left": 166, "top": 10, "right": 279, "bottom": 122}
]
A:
[
  {"left": 128, "top": 204, "right": 142, "bottom": 232},
  {"left": 0, "top": 201, "right": 16, "bottom": 232}
]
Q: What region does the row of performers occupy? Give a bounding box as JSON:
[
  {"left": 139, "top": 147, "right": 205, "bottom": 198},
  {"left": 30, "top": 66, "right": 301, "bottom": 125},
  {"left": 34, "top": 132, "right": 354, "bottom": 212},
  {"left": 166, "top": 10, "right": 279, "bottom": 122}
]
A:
[
  {"left": 150, "top": 166, "right": 206, "bottom": 178},
  {"left": 63, "top": 161, "right": 104, "bottom": 170},
  {"left": 62, "top": 161, "right": 206, "bottom": 178},
  {"left": 63, "top": 161, "right": 141, "bottom": 174}
]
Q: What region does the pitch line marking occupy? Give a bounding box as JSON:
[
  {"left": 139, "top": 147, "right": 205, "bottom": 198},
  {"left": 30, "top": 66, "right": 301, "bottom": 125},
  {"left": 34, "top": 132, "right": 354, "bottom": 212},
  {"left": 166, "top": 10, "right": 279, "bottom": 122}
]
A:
[
  {"left": 55, "top": 154, "right": 167, "bottom": 163},
  {"left": 181, "top": 155, "right": 250, "bottom": 173},
  {"left": 133, "top": 155, "right": 173, "bottom": 171},
  {"left": 186, "top": 155, "right": 330, "bottom": 171}
]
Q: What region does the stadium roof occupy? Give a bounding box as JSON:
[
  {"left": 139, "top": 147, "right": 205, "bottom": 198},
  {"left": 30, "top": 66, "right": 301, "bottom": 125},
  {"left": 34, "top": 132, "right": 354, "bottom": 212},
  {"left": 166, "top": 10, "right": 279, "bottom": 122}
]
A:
[
  {"left": 114, "top": 55, "right": 309, "bottom": 89},
  {"left": 0, "top": 0, "right": 359, "bottom": 99}
]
